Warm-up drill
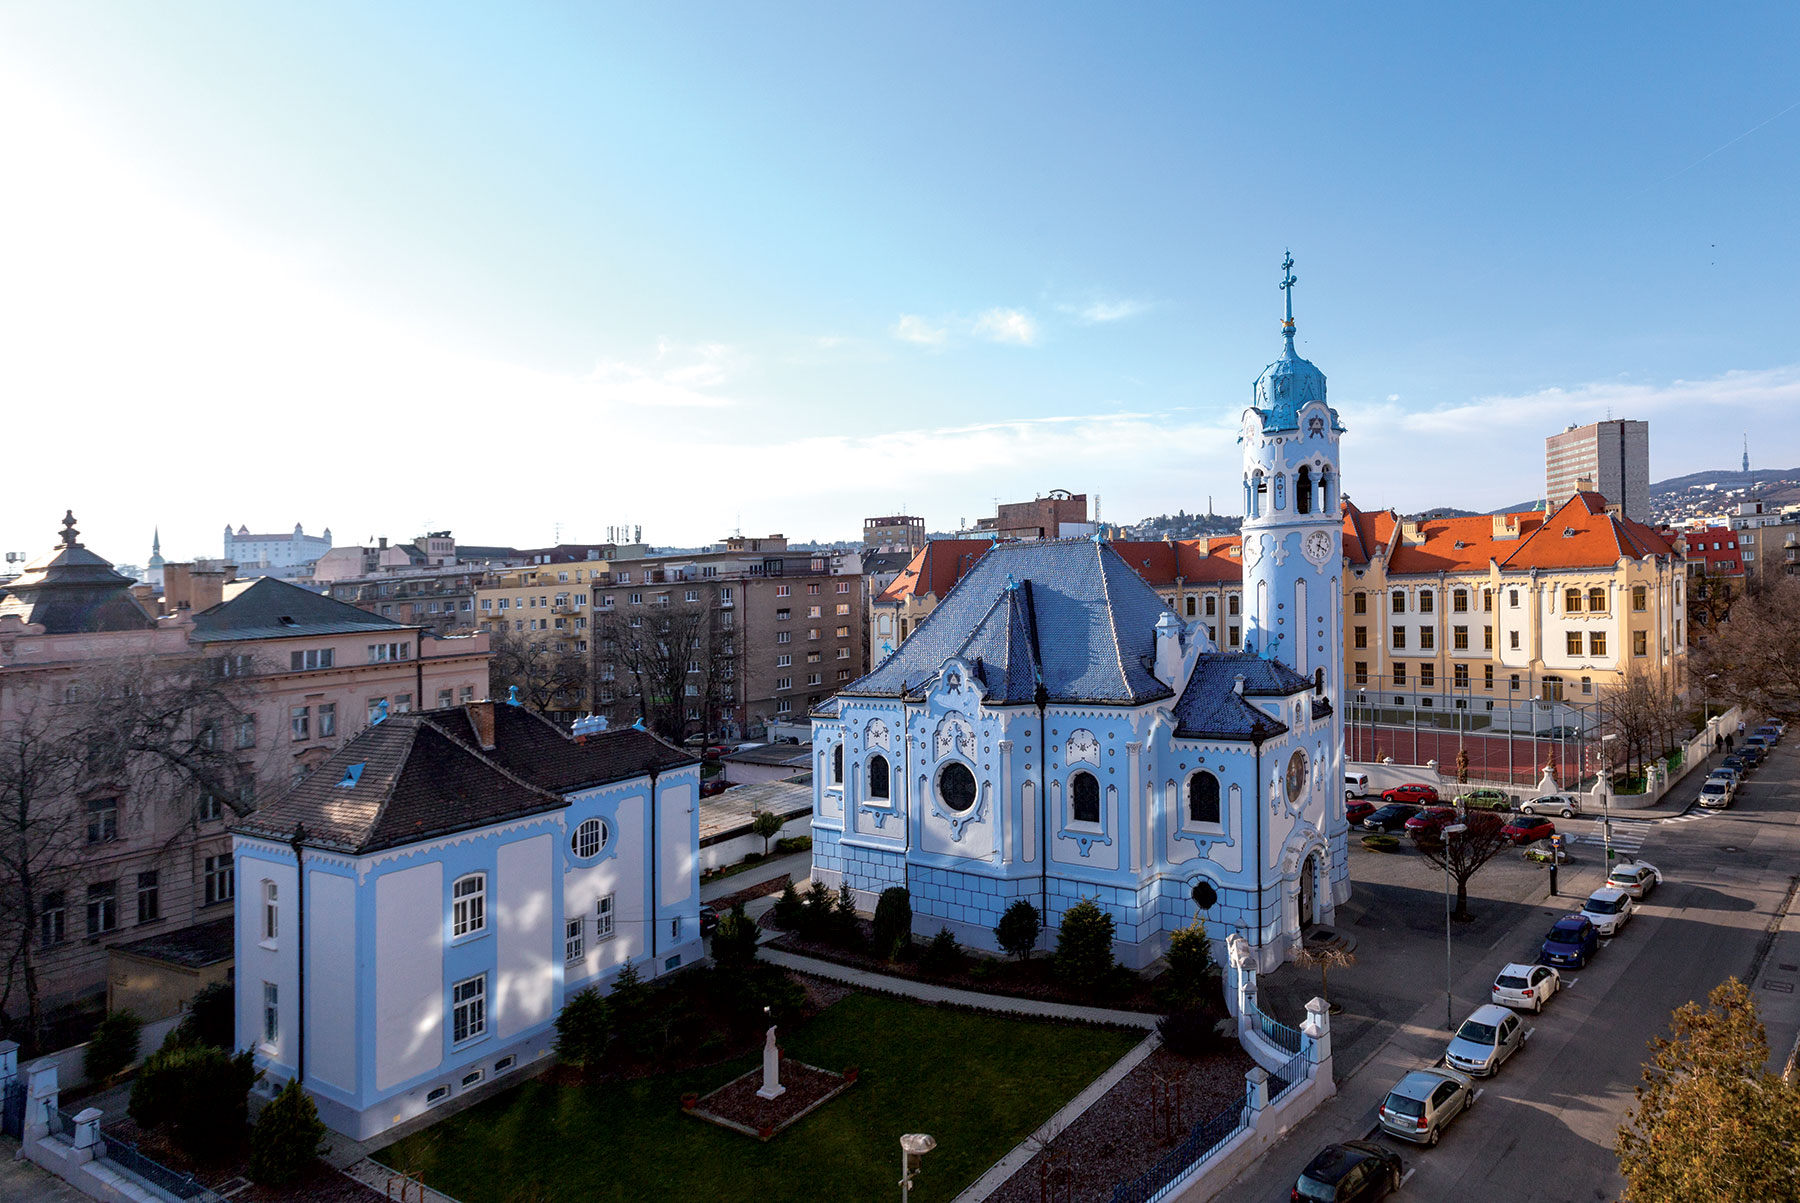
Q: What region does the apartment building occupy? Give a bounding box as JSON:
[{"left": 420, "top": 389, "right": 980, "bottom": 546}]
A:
[
  {"left": 0, "top": 515, "right": 491, "bottom": 1024},
  {"left": 1726, "top": 500, "right": 1800, "bottom": 586},
  {"left": 478, "top": 537, "right": 866, "bottom": 740},
  {"left": 862, "top": 514, "right": 927, "bottom": 552},
  {"left": 325, "top": 566, "right": 489, "bottom": 636},
  {"left": 1340, "top": 492, "right": 1686, "bottom": 719},
  {"left": 1545, "top": 420, "right": 1650, "bottom": 522}
]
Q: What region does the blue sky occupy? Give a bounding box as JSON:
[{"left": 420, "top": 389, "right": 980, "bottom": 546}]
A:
[{"left": 2, "top": 3, "right": 1796, "bottom": 563}]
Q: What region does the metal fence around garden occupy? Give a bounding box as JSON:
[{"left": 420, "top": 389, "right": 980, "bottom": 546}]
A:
[
  {"left": 102, "top": 1131, "right": 230, "bottom": 1202},
  {"left": 1255, "top": 1010, "right": 1304, "bottom": 1056},
  {"left": 1106, "top": 1095, "right": 1250, "bottom": 1203}
]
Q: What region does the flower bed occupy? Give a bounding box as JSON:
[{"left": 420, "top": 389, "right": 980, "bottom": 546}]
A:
[{"left": 687, "top": 1059, "right": 854, "bottom": 1140}]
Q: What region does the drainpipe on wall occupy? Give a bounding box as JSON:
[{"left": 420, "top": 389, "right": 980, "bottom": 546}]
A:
[
  {"left": 1035, "top": 681, "right": 1049, "bottom": 940},
  {"left": 288, "top": 822, "right": 308, "bottom": 1087}
]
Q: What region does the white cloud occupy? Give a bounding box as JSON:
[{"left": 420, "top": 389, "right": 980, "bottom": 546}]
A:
[
  {"left": 971, "top": 307, "right": 1039, "bottom": 346},
  {"left": 585, "top": 341, "right": 739, "bottom": 408},
  {"left": 893, "top": 314, "right": 948, "bottom": 346},
  {"left": 1076, "top": 298, "right": 1150, "bottom": 324},
  {"left": 1393, "top": 366, "right": 1800, "bottom": 437}
]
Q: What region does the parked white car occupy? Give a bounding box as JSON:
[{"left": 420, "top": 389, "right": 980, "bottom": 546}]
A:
[
  {"left": 1605, "top": 860, "right": 1662, "bottom": 899},
  {"left": 1580, "top": 887, "right": 1634, "bottom": 936},
  {"left": 1491, "top": 962, "right": 1561, "bottom": 1013},
  {"left": 1520, "top": 792, "right": 1583, "bottom": 818},
  {"left": 1698, "top": 780, "right": 1733, "bottom": 809},
  {"left": 1445, "top": 1004, "right": 1527, "bottom": 1077}
]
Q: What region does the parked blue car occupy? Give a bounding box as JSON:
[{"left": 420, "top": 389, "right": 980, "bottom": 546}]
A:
[{"left": 1540, "top": 915, "right": 1598, "bottom": 969}]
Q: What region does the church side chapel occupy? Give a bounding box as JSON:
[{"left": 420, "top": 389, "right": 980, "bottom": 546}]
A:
[{"left": 811, "top": 257, "right": 1348, "bottom": 971}]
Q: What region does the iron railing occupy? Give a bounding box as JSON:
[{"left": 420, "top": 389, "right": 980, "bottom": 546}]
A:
[
  {"left": 1254, "top": 1008, "right": 1304, "bottom": 1055},
  {"left": 1270, "top": 1047, "right": 1313, "bottom": 1099},
  {"left": 1107, "top": 1096, "right": 1248, "bottom": 1203},
  {"left": 101, "top": 1132, "right": 229, "bottom": 1202}
]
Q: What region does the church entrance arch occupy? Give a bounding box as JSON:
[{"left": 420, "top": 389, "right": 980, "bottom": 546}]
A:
[{"left": 1298, "top": 853, "right": 1318, "bottom": 928}]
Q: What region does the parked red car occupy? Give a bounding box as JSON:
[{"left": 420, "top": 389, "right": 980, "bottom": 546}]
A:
[
  {"left": 1405, "top": 806, "right": 1458, "bottom": 840},
  {"left": 1345, "top": 800, "right": 1377, "bottom": 826},
  {"left": 1502, "top": 814, "right": 1556, "bottom": 846},
  {"left": 1382, "top": 783, "right": 1440, "bottom": 805}
]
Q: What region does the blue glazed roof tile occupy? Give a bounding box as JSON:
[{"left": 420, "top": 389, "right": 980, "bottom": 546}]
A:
[
  {"left": 1170, "top": 653, "right": 1312, "bottom": 740},
  {"left": 842, "top": 539, "right": 1176, "bottom": 705}
]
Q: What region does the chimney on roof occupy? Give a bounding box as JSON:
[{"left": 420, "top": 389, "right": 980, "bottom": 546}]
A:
[
  {"left": 466, "top": 699, "right": 497, "bottom": 750},
  {"left": 1400, "top": 520, "right": 1424, "bottom": 545},
  {"left": 1153, "top": 611, "right": 1185, "bottom": 689},
  {"left": 189, "top": 566, "right": 226, "bottom": 613},
  {"left": 1574, "top": 476, "right": 1595, "bottom": 494},
  {"left": 1233, "top": 673, "right": 1246, "bottom": 696},
  {"left": 162, "top": 562, "right": 194, "bottom": 610},
  {"left": 1491, "top": 514, "right": 1521, "bottom": 541}
]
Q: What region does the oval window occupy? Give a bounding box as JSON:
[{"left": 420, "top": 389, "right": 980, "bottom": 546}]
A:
[
  {"left": 937, "top": 762, "right": 977, "bottom": 813},
  {"left": 571, "top": 818, "right": 608, "bottom": 859}
]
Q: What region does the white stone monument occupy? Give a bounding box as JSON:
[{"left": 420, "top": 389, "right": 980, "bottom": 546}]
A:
[{"left": 755, "top": 1024, "right": 785, "bottom": 1101}]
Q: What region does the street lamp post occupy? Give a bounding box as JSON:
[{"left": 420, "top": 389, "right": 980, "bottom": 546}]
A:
[
  {"left": 899, "top": 1133, "right": 937, "bottom": 1202},
  {"left": 1600, "top": 734, "right": 1618, "bottom": 865},
  {"left": 1443, "top": 822, "right": 1467, "bottom": 1031}
]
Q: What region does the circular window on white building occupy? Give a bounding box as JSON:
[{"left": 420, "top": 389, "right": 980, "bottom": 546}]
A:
[
  {"left": 571, "top": 818, "right": 609, "bottom": 859},
  {"left": 938, "top": 762, "right": 977, "bottom": 813}
]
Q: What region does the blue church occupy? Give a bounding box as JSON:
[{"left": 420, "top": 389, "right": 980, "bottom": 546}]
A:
[{"left": 811, "top": 259, "right": 1348, "bottom": 970}]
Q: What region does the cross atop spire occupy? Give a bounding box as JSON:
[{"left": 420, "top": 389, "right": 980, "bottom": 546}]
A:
[{"left": 1279, "top": 251, "right": 1298, "bottom": 343}]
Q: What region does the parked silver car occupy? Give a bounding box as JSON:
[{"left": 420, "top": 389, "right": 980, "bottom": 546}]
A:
[
  {"left": 1444, "top": 1004, "right": 1526, "bottom": 1076},
  {"left": 1519, "top": 793, "right": 1583, "bottom": 818},
  {"left": 1378, "top": 1067, "right": 1476, "bottom": 1146}
]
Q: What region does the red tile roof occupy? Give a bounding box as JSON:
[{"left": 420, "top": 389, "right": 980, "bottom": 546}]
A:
[
  {"left": 1339, "top": 495, "right": 1677, "bottom": 574},
  {"left": 876, "top": 540, "right": 993, "bottom": 604},
  {"left": 1110, "top": 537, "right": 1244, "bottom": 586},
  {"left": 1497, "top": 492, "right": 1678, "bottom": 570},
  {"left": 1683, "top": 526, "right": 1745, "bottom": 577}
]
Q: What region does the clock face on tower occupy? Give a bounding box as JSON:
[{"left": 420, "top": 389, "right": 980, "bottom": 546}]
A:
[
  {"left": 1285, "top": 749, "right": 1308, "bottom": 803},
  {"left": 1302, "top": 529, "right": 1333, "bottom": 565}
]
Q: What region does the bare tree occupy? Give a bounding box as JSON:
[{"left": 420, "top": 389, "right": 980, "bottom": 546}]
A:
[
  {"left": 1691, "top": 576, "right": 1800, "bottom": 719},
  {"left": 594, "top": 598, "right": 726, "bottom": 743},
  {"left": 1414, "top": 811, "right": 1512, "bottom": 921},
  {"left": 0, "top": 655, "right": 253, "bottom": 1045},
  {"left": 488, "top": 628, "right": 588, "bottom": 715}
]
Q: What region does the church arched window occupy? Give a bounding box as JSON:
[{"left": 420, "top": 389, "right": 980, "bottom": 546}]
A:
[
  {"left": 1187, "top": 772, "right": 1220, "bottom": 824},
  {"left": 1318, "top": 466, "right": 1333, "bottom": 513},
  {"left": 1250, "top": 471, "right": 1265, "bottom": 518},
  {"left": 868, "top": 753, "right": 890, "bottom": 800},
  {"left": 832, "top": 744, "right": 843, "bottom": 784},
  {"left": 1273, "top": 473, "right": 1286, "bottom": 512},
  {"left": 1315, "top": 668, "right": 1325, "bottom": 695},
  {"left": 1295, "top": 466, "right": 1313, "bottom": 515},
  {"left": 1070, "top": 771, "right": 1100, "bottom": 824}
]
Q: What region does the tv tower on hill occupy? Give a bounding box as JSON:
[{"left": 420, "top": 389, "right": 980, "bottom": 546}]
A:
[{"left": 1743, "top": 434, "right": 1750, "bottom": 476}]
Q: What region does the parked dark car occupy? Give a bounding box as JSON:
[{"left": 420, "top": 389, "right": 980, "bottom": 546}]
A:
[
  {"left": 699, "top": 778, "right": 733, "bottom": 798},
  {"left": 1502, "top": 814, "right": 1556, "bottom": 846},
  {"left": 1405, "top": 806, "right": 1459, "bottom": 841},
  {"left": 1540, "top": 915, "right": 1598, "bottom": 969},
  {"left": 699, "top": 905, "right": 719, "bottom": 937},
  {"left": 1722, "top": 755, "right": 1749, "bottom": 776},
  {"left": 1292, "top": 1140, "right": 1403, "bottom": 1202},
  {"left": 1345, "top": 800, "right": 1377, "bottom": 826},
  {"left": 1381, "top": 783, "right": 1440, "bottom": 805},
  {"left": 1362, "top": 803, "right": 1420, "bottom": 832}
]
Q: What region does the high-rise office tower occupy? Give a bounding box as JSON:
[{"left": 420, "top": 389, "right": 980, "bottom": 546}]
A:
[{"left": 1545, "top": 419, "right": 1649, "bottom": 522}]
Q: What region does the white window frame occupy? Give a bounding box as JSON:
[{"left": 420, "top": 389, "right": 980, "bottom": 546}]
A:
[
  {"left": 261, "top": 880, "right": 278, "bottom": 946},
  {"left": 565, "top": 917, "right": 584, "bottom": 963},
  {"left": 451, "top": 974, "right": 487, "bottom": 1045},
  {"left": 262, "top": 982, "right": 279, "bottom": 1048},
  {"left": 595, "top": 894, "right": 615, "bottom": 939},
  {"left": 571, "top": 818, "right": 607, "bottom": 859},
  {"left": 452, "top": 873, "right": 487, "bottom": 939}
]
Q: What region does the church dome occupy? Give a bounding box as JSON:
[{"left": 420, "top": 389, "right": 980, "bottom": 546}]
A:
[
  {"left": 1253, "top": 339, "right": 1328, "bottom": 432},
  {"left": 0, "top": 511, "right": 155, "bottom": 634}
]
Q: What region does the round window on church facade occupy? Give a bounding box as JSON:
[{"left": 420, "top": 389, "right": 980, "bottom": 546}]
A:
[
  {"left": 571, "top": 818, "right": 609, "bottom": 859},
  {"left": 1284, "top": 750, "right": 1308, "bottom": 804},
  {"left": 937, "top": 762, "right": 977, "bottom": 813}
]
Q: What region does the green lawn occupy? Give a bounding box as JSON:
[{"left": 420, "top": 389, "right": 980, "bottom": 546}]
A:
[{"left": 373, "top": 993, "right": 1140, "bottom": 1203}]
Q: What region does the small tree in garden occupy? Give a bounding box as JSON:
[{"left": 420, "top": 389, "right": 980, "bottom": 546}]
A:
[
  {"left": 554, "top": 987, "right": 612, "bottom": 1069},
  {"left": 1055, "top": 898, "right": 1116, "bottom": 991},
  {"left": 84, "top": 1010, "right": 142, "bottom": 1084},
  {"left": 831, "top": 882, "right": 861, "bottom": 947},
  {"left": 248, "top": 1079, "right": 327, "bottom": 1185},
  {"left": 801, "top": 880, "right": 834, "bottom": 940},
  {"left": 919, "top": 927, "right": 967, "bottom": 976},
  {"left": 872, "top": 887, "right": 913, "bottom": 959},
  {"left": 711, "top": 903, "right": 760, "bottom": 976},
  {"left": 1157, "top": 921, "right": 1218, "bottom": 1011},
  {"left": 129, "top": 1043, "right": 257, "bottom": 1159},
  {"left": 750, "top": 810, "right": 784, "bottom": 857},
  {"left": 605, "top": 962, "right": 652, "bottom": 1053},
  {"left": 175, "top": 981, "right": 236, "bottom": 1050},
  {"left": 772, "top": 881, "right": 804, "bottom": 930},
  {"left": 994, "top": 900, "right": 1042, "bottom": 961}
]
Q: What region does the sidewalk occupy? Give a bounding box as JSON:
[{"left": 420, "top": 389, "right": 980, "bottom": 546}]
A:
[
  {"left": 758, "top": 947, "right": 1159, "bottom": 1029},
  {"left": 701, "top": 849, "right": 811, "bottom": 903}
]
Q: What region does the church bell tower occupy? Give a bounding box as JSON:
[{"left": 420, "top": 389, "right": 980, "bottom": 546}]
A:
[{"left": 1239, "top": 253, "right": 1344, "bottom": 699}]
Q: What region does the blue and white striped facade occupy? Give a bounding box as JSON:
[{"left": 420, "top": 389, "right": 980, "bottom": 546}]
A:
[{"left": 233, "top": 723, "right": 700, "bottom": 1139}]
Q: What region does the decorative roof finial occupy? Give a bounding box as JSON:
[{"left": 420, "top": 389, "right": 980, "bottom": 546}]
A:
[
  {"left": 59, "top": 510, "right": 81, "bottom": 549},
  {"left": 1279, "top": 251, "right": 1298, "bottom": 345}
]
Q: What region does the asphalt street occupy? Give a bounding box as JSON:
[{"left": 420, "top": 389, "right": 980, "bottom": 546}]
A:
[{"left": 1196, "top": 734, "right": 1800, "bottom": 1203}]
